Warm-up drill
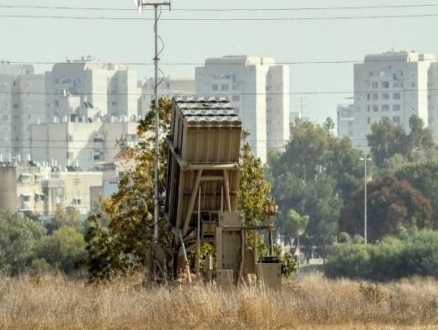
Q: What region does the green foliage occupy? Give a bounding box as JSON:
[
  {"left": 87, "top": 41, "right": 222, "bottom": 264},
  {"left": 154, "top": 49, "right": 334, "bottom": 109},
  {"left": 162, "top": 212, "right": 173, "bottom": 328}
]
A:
[
  {"left": 337, "top": 232, "right": 351, "bottom": 243},
  {"left": 45, "top": 204, "right": 83, "bottom": 234},
  {"left": 325, "top": 243, "right": 370, "bottom": 279},
  {"left": 0, "top": 211, "right": 46, "bottom": 275},
  {"left": 325, "top": 230, "right": 438, "bottom": 281},
  {"left": 340, "top": 174, "right": 433, "bottom": 242},
  {"left": 239, "top": 130, "right": 274, "bottom": 223},
  {"left": 269, "top": 118, "right": 363, "bottom": 258},
  {"left": 367, "top": 115, "right": 435, "bottom": 169},
  {"left": 282, "top": 209, "right": 309, "bottom": 245},
  {"left": 396, "top": 161, "right": 438, "bottom": 228},
  {"left": 34, "top": 227, "right": 86, "bottom": 274}
]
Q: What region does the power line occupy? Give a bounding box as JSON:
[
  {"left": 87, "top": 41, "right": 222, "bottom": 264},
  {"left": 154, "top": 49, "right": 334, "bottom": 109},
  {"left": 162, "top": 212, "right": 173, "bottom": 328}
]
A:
[
  {"left": 1, "top": 13, "right": 438, "bottom": 21},
  {"left": 0, "top": 87, "right": 436, "bottom": 97},
  {"left": 5, "top": 58, "right": 436, "bottom": 66},
  {"left": 1, "top": 3, "right": 438, "bottom": 12}
]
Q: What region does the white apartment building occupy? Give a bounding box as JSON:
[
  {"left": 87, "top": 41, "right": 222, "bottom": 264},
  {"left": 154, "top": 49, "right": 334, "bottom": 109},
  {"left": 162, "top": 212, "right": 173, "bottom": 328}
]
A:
[
  {"left": 353, "top": 51, "right": 438, "bottom": 150},
  {"left": 0, "top": 64, "right": 46, "bottom": 160},
  {"left": 195, "top": 56, "right": 290, "bottom": 163},
  {"left": 46, "top": 56, "right": 141, "bottom": 123},
  {"left": 30, "top": 119, "right": 138, "bottom": 171},
  {"left": 337, "top": 103, "right": 355, "bottom": 140},
  {"left": 139, "top": 75, "right": 195, "bottom": 116}
]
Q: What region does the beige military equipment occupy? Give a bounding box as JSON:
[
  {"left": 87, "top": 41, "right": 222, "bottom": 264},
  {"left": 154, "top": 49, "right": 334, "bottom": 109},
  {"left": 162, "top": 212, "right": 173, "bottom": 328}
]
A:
[{"left": 163, "top": 95, "right": 282, "bottom": 290}]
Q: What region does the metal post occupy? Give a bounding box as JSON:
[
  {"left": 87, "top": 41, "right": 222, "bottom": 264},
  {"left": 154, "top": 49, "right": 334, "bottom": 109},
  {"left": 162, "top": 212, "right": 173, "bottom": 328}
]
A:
[
  {"left": 153, "top": 4, "right": 160, "bottom": 244},
  {"left": 268, "top": 224, "right": 274, "bottom": 256},
  {"left": 196, "top": 186, "right": 201, "bottom": 276},
  {"left": 364, "top": 157, "right": 367, "bottom": 245},
  {"left": 138, "top": 1, "right": 171, "bottom": 245}
]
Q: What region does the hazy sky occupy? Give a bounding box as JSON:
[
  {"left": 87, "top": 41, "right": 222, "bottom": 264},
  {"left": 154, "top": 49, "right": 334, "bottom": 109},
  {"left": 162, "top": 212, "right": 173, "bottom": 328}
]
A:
[{"left": 1, "top": 0, "right": 438, "bottom": 125}]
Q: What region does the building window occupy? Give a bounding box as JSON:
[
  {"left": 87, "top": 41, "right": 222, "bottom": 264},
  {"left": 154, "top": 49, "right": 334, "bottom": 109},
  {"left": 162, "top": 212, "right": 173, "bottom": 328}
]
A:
[
  {"left": 393, "top": 116, "right": 401, "bottom": 124},
  {"left": 382, "top": 105, "right": 390, "bottom": 112},
  {"left": 367, "top": 94, "right": 370, "bottom": 100},
  {"left": 393, "top": 93, "right": 401, "bottom": 100},
  {"left": 367, "top": 117, "right": 370, "bottom": 124},
  {"left": 372, "top": 105, "right": 378, "bottom": 112},
  {"left": 372, "top": 82, "right": 378, "bottom": 89},
  {"left": 382, "top": 93, "right": 390, "bottom": 100},
  {"left": 13, "top": 104, "right": 18, "bottom": 109},
  {"left": 412, "top": 82, "right": 416, "bottom": 87},
  {"left": 393, "top": 104, "right": 401, "bottom": 111},
  {"left": 221, "top": 84, "right": 229, "bottom": 91},
  {"left": 212, "top": 84, "right": 218, "bottom": 92},
  {"left": 2, "top": 115, "right": 8, "bottom": 120},
  {"left": 382, "top": 81, "right": 390, "bottom": 88},
  {"left": 382, "top": 116, "right": 389, "bottom": 121},
  {"left": 367, "top": 105, "right": 370, "bottom": 112},
  {"left": 372, "top": 93, "right": 378, "bottom": 100},
  {"left": 232, "top": 95, "right": 240, "bottom": 102},
  {"left": 54, "top": 100, "right": 59, "bottom": 107}
]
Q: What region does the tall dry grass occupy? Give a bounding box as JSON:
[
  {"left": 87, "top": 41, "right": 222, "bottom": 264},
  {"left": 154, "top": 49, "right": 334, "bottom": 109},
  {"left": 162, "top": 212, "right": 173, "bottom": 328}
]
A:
[{"left": 0, "top": 273, "right": 438, "bottom": 329}]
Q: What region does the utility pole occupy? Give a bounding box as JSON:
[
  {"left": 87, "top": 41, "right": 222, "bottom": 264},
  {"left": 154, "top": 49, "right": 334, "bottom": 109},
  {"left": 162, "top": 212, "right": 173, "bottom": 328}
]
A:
[
  {"left": 360, "top": 155, "right": 371, "bottom": 244},
  {"left": 136, "top": 1, "right": 171, "bottom": 245}
]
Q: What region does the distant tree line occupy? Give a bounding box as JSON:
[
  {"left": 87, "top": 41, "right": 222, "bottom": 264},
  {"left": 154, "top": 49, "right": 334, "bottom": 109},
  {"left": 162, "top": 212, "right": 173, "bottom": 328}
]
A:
[
  {"left": 267, "top": 114, "right": 438, "bottom": 279},
  {"left": 0, "top": 205, "right": 86, "bottom": 276}
]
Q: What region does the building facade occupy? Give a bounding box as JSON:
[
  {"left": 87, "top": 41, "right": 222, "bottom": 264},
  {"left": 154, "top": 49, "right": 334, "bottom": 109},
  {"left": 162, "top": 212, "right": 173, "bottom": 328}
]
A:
[
  {"left": 30, "top": 119, "right": 138, "bottom": 171},
  {"left": 139, "top": 75, "right": 195, "bottom": 116},
  {"left": 353, "top": 51, "right": 438, "bottom": 150},
  {"left": 0, "top": 162, "right": 102, "bottom": 216},
  {"left": 195, "top": 56, "right": 290, "bottom": 163},
  {"left": 45, "top": 57, "right": 141, "bottom": 124},
  {"left": 0, "top": 64, "right": 46, "bottom": 160},
  {"left": 337, "top": 103, "right": 355, "bottom": 140}
]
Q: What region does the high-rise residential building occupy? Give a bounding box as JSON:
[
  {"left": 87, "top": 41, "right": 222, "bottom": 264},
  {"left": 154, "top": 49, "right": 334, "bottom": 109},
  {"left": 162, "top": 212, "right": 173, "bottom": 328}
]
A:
[
  {"left": 195, "top": 56, "right": 290, "bottom": 163},
  {"left": 45, "top": 56, "right": 142, "bottom": 123},
  {"left": 30, "top": 120, "right": 138, "bottom": 171},
  {"left": 353, "top": 51, "right": 438, "bottom": 151},
  {"left": 139, "top": 75, "right": 195, "bottom": 116},
  {"left": 337, "top": 103, "right": 355, "bottom": 139},
  {"left": 0, "top": 64, "right": 46, "bottom": 160}
]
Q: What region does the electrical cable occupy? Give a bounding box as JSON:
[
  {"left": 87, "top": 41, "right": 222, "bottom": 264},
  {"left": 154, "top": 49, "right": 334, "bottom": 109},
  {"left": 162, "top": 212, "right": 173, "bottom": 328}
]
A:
[{"left": 1, "top": 13, "right": 438, "bottom": 21}]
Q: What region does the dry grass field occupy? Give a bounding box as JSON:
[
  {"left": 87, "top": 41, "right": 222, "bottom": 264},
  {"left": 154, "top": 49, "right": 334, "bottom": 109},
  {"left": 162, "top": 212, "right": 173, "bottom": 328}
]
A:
[{"left": 1, "top": 273, "right": 438, "bottom": 329}]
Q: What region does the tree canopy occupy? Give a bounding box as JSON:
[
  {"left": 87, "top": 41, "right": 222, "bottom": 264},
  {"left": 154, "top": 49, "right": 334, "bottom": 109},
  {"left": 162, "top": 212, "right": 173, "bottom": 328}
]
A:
[{"left": 339, "top": 175, "right": 433, "bottom": 242}]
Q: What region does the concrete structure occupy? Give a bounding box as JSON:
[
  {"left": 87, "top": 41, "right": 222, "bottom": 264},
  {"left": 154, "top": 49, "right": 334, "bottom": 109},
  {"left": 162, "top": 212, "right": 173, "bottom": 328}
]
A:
[
  {"left": 353, "top": 51, "right": 438, "bottom": 150},
  {"left": 139, "top": 75, "right": 195, "bottom": 116},
  {"left": 195, "top": 56, "right": 290, "bottom": 163},
  {"left": 0, "top": 64, "right": 45, "bottom": 160},
  {"left": 0, "top": 162, "right": 102, "bottom": 216},
  {"left": 46, "top": 56, "right": 142, "bottom": 123},
  {"left": 30, "top": 120, "right": 138, "bottom": 171},
  {"left": 337, "top": 103, "right": 355, "bottom": 140}
]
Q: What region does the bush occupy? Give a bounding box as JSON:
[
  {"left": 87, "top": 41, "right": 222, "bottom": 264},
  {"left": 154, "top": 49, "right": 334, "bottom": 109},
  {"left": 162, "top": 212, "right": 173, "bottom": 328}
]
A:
[
  {"left": 325, "top": 243, "right": 370, "bottom": 279},
  {"left": 325, "top": 230, "right": 438, "bottom": 281}
]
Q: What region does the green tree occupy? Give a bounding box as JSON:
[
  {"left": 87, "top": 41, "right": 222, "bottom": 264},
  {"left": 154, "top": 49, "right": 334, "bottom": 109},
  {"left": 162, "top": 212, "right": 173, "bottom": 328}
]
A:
[
  {"left": 396, "top": 161, "right": 438, "bottom": 228},
  {"left": 407, "top": 115, "right": 434, "bottom": 153},
  {"left": 34, "top": 226, "right": 86, "bottom": 273},
  {"left": 340, "top": 175, "right": 433, "bottom": 242},
  {"left": 282, "top": 209, "right": 309, "bottom": 246},
  {"left": 84, "top": 97, "right": 172, "bottom": 282},
  {"left": 46, "top": 204, "right": 83, "bottom": 234},
  {"left": 0, "top": 210, "right": 46, "bottom": 275},
  {"left": 367, "top": 115, "right": 435, "bottom": 169},
  {"left": 367, "top": 119, "right": 410, "bottom": 168}
]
